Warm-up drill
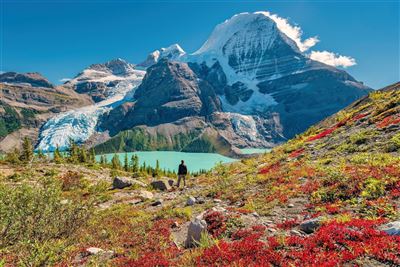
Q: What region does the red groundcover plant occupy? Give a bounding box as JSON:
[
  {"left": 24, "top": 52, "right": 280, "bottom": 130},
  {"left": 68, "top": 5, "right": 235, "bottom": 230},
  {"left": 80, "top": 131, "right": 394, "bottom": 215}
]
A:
[
  {"left": 113, "top": 219, "right": 180, "bottom": 267},
  {"left": 377, "top": 115, "right": 400, "bottom": 128},
  {"left": 288, "top": 148, "right": 305, "bottom": 158},
  {"left": 197, "top": 218, "right": 400, "bottom": 267}
]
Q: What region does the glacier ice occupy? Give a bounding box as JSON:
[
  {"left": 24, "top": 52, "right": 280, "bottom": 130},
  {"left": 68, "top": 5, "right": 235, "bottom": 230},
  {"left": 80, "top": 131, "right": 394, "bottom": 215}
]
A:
[{"left": 36, "top": 61, "right": 145, "bottom": 151}]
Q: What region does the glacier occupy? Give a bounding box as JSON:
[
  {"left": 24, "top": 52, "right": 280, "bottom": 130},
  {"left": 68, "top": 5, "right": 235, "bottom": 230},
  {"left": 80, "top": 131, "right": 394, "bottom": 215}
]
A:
[{"left": 36, "top": 60, "right": 145, "bottom": 151}]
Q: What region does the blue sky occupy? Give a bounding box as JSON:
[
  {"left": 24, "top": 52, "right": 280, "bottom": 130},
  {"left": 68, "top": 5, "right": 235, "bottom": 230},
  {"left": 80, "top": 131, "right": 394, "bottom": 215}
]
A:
[{"left": 1, "top": 0, "right": 399, "bottom": 89}]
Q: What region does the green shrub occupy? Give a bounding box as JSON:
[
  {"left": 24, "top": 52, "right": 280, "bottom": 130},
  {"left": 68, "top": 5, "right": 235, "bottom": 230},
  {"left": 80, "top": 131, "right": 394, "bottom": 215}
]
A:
[{"left": 0, "top": 177, "right": 93, "bottom": 263}]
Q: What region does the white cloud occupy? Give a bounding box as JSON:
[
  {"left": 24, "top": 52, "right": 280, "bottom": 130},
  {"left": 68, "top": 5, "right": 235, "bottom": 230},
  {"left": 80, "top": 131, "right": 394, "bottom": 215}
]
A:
[
  {"left": 255, "top": 11, "right": 357, "bottom": 68},
  {"left": 256, "top": 11, "right": 319, "bottom": 52},
  {"left": 59, "top": 78, "right": 71, "bottom": 83},
  {"left": 309, "top": 50, "right": 356, "bottom": 68}
]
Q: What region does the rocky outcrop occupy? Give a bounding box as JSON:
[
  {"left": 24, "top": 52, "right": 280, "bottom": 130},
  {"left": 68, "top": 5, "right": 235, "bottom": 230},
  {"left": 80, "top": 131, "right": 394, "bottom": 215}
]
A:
[
  {"left": 107, "top": 59, "right": 221, "bottom": 130},
  {"left": 0, "top": 72, "right": 54, "bottom": 88}
]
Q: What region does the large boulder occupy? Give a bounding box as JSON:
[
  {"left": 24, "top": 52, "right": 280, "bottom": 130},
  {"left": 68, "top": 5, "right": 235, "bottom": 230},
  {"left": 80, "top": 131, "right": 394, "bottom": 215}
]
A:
[
  {"left": 379, "top": 221, "right": 400, "bottom": 236},
  {"left": 299, "top": 217, "right": 323, "bottom": 234},
  {"left": 151, "top": 179, "right": 171, "bottom": 191},
  {"left": 185, "top": 218, "right": 208, "bottom": 248},
  {"left": 112, "top": 176, "right": 146, "bottom": 189}
]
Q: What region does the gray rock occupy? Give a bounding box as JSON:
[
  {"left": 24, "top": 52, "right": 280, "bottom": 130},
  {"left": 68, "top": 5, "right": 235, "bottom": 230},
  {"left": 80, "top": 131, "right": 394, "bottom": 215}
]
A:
[
  {"left": 185, "top": 218, "right": 208, "bottom": 248},
  {"left": 196, "top": 197, "right": 205, "bottom": 204},
  {"left": 138, "top": 190, "right": 154, "bottom": 200},
  {"left": 151, "top": 180, "right": 171, "bottom": 191},
  {"left": 379, "top": 221, "right": 400, "bottom": 236},
  {"left": 85, "top": 247, "right": 114, "bottom": 259},
  {"left": 288, "top": 203, "right": 295, "bottom": 208},
  {"left": 299, "top": 217, "right": 323, "bottom": 234},
  {"left": 186, "top": 196, "right": 196, "bottom": 206},
  {"left": 213, "top": 198, "right": 222, "bottom": 203},
  {"left": 112, "top": 176, "right": 146, "bottom": 189}
]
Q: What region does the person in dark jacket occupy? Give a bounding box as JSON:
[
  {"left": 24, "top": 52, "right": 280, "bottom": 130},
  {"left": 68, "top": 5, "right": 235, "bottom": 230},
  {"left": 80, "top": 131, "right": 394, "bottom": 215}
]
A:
[{"left": 177, "top": 160, "right": 188, "bottom": 188}]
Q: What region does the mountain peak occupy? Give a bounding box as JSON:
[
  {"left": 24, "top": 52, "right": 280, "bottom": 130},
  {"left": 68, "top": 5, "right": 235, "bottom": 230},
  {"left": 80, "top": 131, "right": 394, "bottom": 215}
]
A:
[
  {"left": 193, "top": 12, "right": 299, "bottom": 56},
  {"left": 86, "top": 58, "right": 136, "bottom": 76},
  {"left": 138, "top": 44, "right": 186, "bottom": 68}
]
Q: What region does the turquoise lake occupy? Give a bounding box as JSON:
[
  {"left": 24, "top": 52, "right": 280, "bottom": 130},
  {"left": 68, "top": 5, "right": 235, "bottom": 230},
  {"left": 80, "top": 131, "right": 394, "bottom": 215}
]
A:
[
  {"left": 96, "top": 151, "right": 237, "bottom": 173},
  {"left": 240, "top": 148, "right": 271, "bottom": 154}
]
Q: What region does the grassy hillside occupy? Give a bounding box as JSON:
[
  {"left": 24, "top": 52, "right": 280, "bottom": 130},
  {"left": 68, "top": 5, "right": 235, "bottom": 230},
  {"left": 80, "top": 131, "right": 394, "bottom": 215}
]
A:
[{"left": 0, "top": 83, "right": 399, "bottom": 266}]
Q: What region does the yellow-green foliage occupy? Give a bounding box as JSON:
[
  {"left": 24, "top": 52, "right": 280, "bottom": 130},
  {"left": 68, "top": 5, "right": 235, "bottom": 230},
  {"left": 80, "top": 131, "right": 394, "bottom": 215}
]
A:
[
  {"left": 361, "top": 178, "right": 385, "bottom": 200},
  {"left": 0, "top": 177, "right": 93, "bottom": 265}
]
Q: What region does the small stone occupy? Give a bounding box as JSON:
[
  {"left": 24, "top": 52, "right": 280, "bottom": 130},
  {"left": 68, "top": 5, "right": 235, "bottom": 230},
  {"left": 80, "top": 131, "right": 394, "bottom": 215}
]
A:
[
  {"left": 379, "top": 221, "right": 400, "bottom": 236},
  {"left": 299, "top": 217, "right": 322, "bottom": 234},
  {"left": 268, "top": 228, "right": 277, "bottom": 233},
  {"left": 138, "top": 190, "right": 154, "bottom": 200},
  {"left": 186, "top": 196, "right": 196, "bottom": 206},
  {"left": 151, "top": 199, "right": 163, "bottom": 206},
  {"left": 172, "top": 221, "right": 179, "bottom": 228},
  {"left": 288, "top": 203, "right": 295, "bottom": 208},
  {"left": 213, "top": 198, "right": 222, "bottom": 203},
  {"left": 60, "top": 199, "right": 70, "bottom": 205},
  {"left": 151, "top": 180, "right": 171, "bottom": 191},
  {"left": 252, "top": 212, "right": 260, "bottom": 218},
  {"left": 127, "top": 199, "right": 142, "bottom": 205},
  {"left": 211, "top": 206, "right": 226, "bottom": 213},
  {"left": 86, "top": 247, "right": 103, "bottom": 255},
  {"left": 196, "top": 197, "right": 205, "bottom": 204},
  {"left": 112, "top": 176, "right": 146, "bottom": 189}
]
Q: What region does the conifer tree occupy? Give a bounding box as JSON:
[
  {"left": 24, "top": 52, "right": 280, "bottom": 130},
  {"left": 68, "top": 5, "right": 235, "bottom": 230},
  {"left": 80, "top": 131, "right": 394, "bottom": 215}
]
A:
[
  {"left": 90, "top": 148, "right": 96, "bottom": 163},
  {"left": 67, "top": 138, "right": 79, "bottom": 163},
  {"left": 131, "top": 154, "right": 139, "bottom": 173},
  {"left": 20, "top": 137, "right": 33, "bottom": 163},
  {"left": 79, "top": 147, "right": 88, "bottom": 163},
  {"left": 37, "top": 149, "right": 45, "bottom": 159},
  {"left": 124, "top": 153, "right": 129, "bottom": 171},
  {"left": 54, "top": 145, "right": 63, "bottom": 163},
  {"left": 111, "top": 154, "right": 121, "bottom": 170}
]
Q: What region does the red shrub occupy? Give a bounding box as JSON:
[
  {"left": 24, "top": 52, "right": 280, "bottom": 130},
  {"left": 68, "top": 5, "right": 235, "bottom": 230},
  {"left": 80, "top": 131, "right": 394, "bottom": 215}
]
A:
[
  {"left": 377, "top": 115, "right": 400, "bottom": 128},
  {"left": 258, "top": 162, "right": 280, "bottom": 175},
  {"left": 276, "top": 218, "right": 299, "bottom": 230},
  {"left": 113, "top": 219, "right": 179, "bottom": 267},
  {"left": 204, "top": 211, "right": 227, "bottom": 238},
  {"left": 198, "top": 218, "right": 400, "bottom": 266},
  {"left": 289, "top": 148, "right": 305, "bottom": 158},
  {"left": 306, "top": 127, "right": 337, "bottom": 142},
  {"left": 352, "top": 112, "right": 369, "bottom": 121}
]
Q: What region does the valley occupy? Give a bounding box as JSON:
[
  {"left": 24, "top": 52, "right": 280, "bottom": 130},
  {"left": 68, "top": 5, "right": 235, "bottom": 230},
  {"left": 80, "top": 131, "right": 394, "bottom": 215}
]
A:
[{"left": 1, "top": 7, "right": 398, "bottom": 267}]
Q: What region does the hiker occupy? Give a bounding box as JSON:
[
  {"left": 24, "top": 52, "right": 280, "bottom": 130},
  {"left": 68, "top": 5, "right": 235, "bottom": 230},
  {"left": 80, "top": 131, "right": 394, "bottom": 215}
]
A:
[{"left": 177, "top": 160, "right": 188, "bottom": 188}]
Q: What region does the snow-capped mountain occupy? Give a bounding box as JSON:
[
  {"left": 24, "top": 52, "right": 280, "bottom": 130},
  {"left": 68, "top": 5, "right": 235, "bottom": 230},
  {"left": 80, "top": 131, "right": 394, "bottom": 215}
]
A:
[
  {"left": 31, "top": 11, "right": 371, "bottom": 155},
  {"left": 138, "top": 44, "right": 186, "bottom": 68},
  {"left": 36, "top": 59, "right": 145, "bottom": 151}
]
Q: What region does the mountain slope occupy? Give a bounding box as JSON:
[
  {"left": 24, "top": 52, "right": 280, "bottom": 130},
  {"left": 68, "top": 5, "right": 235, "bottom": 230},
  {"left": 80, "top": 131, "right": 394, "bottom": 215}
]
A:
[
  {"left": 1, "top": 83, "right": 398, "bottom": 267},
  {"left": 0, "top": 72, "right": 91, "bottom": 152}
]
